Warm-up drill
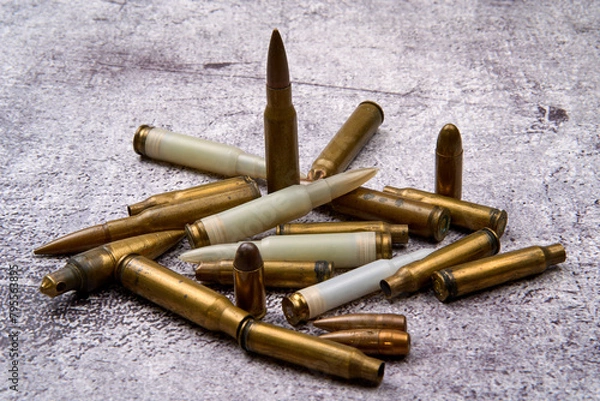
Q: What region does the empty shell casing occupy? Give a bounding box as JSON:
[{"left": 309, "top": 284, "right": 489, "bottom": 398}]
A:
[
  {"left": 307, "top": 101, "right": 384, "bottom": 180},
  {"left": 117, "top": 255, "right": 384, "bottom": 385},
  {"left": 133, "top": 125, "right": 266, "bottom": 179},
  {"left": 435, "top": 123, "right": 463, "bottom": 199},
  {"left": 196, "top": 260, "right": 333, "bottom": 288},
  {"left": 127, "top": 176, "right": 257, "bottom": 216},
  {"left": 233, "top": 243, "right": 267, "bottom": 319},
  {"left": 313, "top": 313, "right": 408, "bottom": 332},
  {"left": 319, "top": 329, "right": 410, "bottom": 357},
  {"left": 383, "top": 187, "right": 508, "bottom": 237},
  {"left": 432, "top": 244, "right": 566, "bottom": 302},
  {"left": 277, "top": 221, "right": 408, "bottom": 245},
  {"left": 331, "top": 187, "right": 451, "bottom": 242},
  {"left": 380, "top": 228, "right": 500, "bottom": 298}
]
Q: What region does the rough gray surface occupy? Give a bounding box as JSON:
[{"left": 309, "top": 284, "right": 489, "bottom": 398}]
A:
[{"left": 1, "top": 1, "right": 598, "bottom": 400}]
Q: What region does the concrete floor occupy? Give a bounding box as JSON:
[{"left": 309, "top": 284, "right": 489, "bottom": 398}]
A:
[{"left": 1, "top": 1, "right": 598, "bottom": 400}]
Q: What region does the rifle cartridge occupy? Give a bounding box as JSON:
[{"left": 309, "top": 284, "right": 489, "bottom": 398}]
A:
[
  {"left": 380, "top": 228, "right": 500, "bottom": 298},
  {"left": 117, "top": 254, "right": 384, "bottom": 385},
  {"left": 331, "top": 187, "right": 451, "bottom": 242},
  {"left": 128, "top": 176, "right": 257, "bottom": 216},
  {"left": 196, "top": 260, "right": 333, "bottom": 288},
  {"left": 383, "top": 186, "right": 508, "bottom": 237},
  {"left": 432, "top": 244, "right": 566, "bottom": 302},
  {"left": 435, "top": 123, "right": 463, "bottom": 199},
  {"left": 307, "top": 101, "right": 383, "bottom": 180},
  {"left": 277, "top": 221, "right": 409, "bottom": 245}
]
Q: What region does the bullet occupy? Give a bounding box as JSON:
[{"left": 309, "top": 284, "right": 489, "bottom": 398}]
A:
[
  {"left": 313, "top": 313, "right": 408, "bottom": 332},
  {"left": 282, "top": 248, "right": 431, "bottom": 325},
  {"left": 233, "top": 243, "right": 267, "bottom": 319},
  {"left": 383, "top": 186, "right": 508, "bottom": 237},
  {"left": 133, "top": 125, "right": 267, "bottom": 179},
  {"left": 185, "top": 167, "right": 377, "bottom": 248},
  {"left": 34, "top": 180, "right": 260, "bottom": 255},
  {"left": 331, "top": 186, "right": 451, "bottom": 242},
  {"left": 264, "top": 28, "right": 300, "bottom": 193},
  {"left": 319, "top": 329, "right": 410, "bottom": 357},
  {"left": 117, "top": 254, "right": 384, "bottom": 385},
  {"left": 196, "top": 260, "right": 334, "bottom": 288},
  {"left": 307, "top": 101, "right": 384, "bottom": 181},
  {"left": 276, "top": 221, "right": 409, "bottom": 245},
  {"left": 127, "top": 176, "right": 257, "bottom": 216},
  {"left": 181, "top": 232, "right": 392, "bottom": 269},
  {"left": 38, "top": 230, "right": 184, "bottom": 298},
  {"left": 380, "top": 228, "right": 500, "bottom": 298},
  {"left": 436, "top": 123, "right": 463, "bottom": 199},
  {"left": 432, "top": 244, "right": 566, "bottom": 302}
]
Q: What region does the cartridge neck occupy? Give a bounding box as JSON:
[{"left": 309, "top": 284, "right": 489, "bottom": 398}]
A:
[
  {"left": 542, "top": 244, "right": 566, "bottom": 266},
  {"left": 266, "top": 85, "right": 293, "bottom": 108}
]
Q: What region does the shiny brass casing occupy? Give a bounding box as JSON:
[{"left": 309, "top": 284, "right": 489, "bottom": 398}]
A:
[
  {"left": 331, "top": 187, "right": 451, "bottom": 242},
  {"left": 233, "top": 244, "right": 267, "bottom": 319},
  {"left": 240, "top": 320, "right": 384, "bottom": 385},
  {"left": 435, "top": 123, "right": 463, "bottom": 199},
  {"left": 276, "top": 221, "right": 409, "bottom": 245},
  {"left": 117, "top": 255, "right": 384, "bottom": 385},
  {"left": 196, "top": 260, "right": 333, "bottom": 288},
  {"left": 128, "top": 176, "right": 258, "bottom": 216},
  {"left": 307, "top": 101, "right": 384, "bottom": 180},
  {"left": 313, "top": 313, "right": 407, "bottom": 332},
  {"left": 380, "top": 228, "right": 500, "bottom": 298},
  {"left": 432, "top": 244, "right": 566, "bottom": 302},
  {"left": 383, "top": 186, "right": 508, "bottom": 237},
  {"left": 264, "top": 85, "right": 300, "bottom": 193},
  {"left": 319, "top": 329, "right": 410, "bottom": 357},
  {"left": 39, "top": 230, "right": 185, "bottom": 298}
]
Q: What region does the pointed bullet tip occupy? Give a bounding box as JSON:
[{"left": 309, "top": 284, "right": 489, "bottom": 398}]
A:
[
  {"left": 267, "top": 28, "right": 290, "bottom": 89},
  {"left": 39, "top": 276, "right": 58, "bottom": 297}
]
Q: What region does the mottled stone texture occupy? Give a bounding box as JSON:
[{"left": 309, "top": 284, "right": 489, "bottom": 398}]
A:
[{"left": 1, "top": 1, "right": 598, "bottom": 400}]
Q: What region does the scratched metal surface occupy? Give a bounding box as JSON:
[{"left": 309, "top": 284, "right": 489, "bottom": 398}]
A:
[{"left": 1, "top": 1, "right": 598, "bottom": 400}]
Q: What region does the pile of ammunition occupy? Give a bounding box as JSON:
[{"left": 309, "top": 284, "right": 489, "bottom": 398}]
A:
[{"left": 36, "top": 29, "right": 566, "bottom": 386}]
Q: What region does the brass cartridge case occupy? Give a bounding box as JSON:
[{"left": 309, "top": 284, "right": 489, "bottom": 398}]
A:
[
  {"left": 233, "top": 243, "right": 267, "bottom": 319},
  {"left": 39, "top": 230, "right": 185, "bottom": 298},
  {"left": 239, "top": 319, "right": 384, "bottom": 385},
  {"left": 380, "top": 228, "right": 500, "bottom": 298},
  {"left": 264, "top": 29, "right": 300, "bottom": 193},
  {"left": 307, "top": 101, "right": 384, "bottom": 180},
  {"left": 117, "top": 255, "right": 384, "bottom": 385},
  {"left": 432, "top": 244, "right": 566, "bottom": 302},
  {"left": 277, "top": 221, "right": 409, "bottom": 245},
  {"left": 34, "top": 180, "right": 260, "bottom": 255},
  {"left": 127, "top": 176, "right": 257, "bottom": 216},
  {"left": 383, "top": 186, "right": 508, "bottom": 237},
  {"left": 435, "top": 123, "right": 463, "bottom": 199},
  {"left": 319, "top": 329, "right": 410, "bottom": 357},
  {"left": 313, "top": 313, "right": 407, "bottom": 332},
  {"left": 196, "top": 260, "right": 333, "bottom": 288},
  {"left": 331, "top": 187, "right": 451, "bottom": 242}
]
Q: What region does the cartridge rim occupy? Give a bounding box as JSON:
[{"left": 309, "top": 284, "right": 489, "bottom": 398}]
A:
[
  {"left": 133, "top": 125, "right": 153, "bottom": 156},
  {"left": 185, "top": 222, "right": 212, "bottom": 248},
  {"left": 376, "top": 232, "right": 393, "bottom": 259},
  {"left": 282, "top": 293, "right": 309, "bottom": 326},
  {"left": 358, "top": 100, "right": 385, "bottom": 123},
  {"left": 429, "top": 206, "right": 451, "bottom": 242},
  {"left": 490, "top": 209, "right": 508, "bottom": 238},
  {"left": 431, "top": 269, "right": 456, "bottom": 302}
]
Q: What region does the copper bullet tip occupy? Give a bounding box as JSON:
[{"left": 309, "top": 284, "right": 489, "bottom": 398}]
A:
[
  {"left": 233, "top": 242, "right": 264, "bottom": 272},
  {"left": 267, "top": 28, "right": 290, "bottom": 89},
  {"left": 436, "top": 123, "right": 463, "bottom": 156}
]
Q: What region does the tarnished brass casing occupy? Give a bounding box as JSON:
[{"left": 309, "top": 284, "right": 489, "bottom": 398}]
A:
[
  {"left": 307, "top": 101, "right": 384, "bottom": 180},
  {"left": 196, "top": 260, "right": 333, "bottom": 288},
  {"left": 233, "top": 243, "right": 267, "bottom": 319},
  {"left": 264, "top": 30, "right": 300, "bottom": 193},
  {"left": 331, "top": 187, "right": 451, "bottom": 242},
  {"left": 313, "top": 313, "right": 407, "bottom": 332},
  {"left": 383, "top": 186, "right": 508, "bottom": 237},
  {"left": 127, "top": 176, "right": 257, "bottom": 216},
  {"left": 319, "top": 329, "right": 410, "bottom": 357},
  {"left": 117, "top": 255, "right": 384, "bottom": 385},
  {"left": 239, "top": 320, "right": 384, "bottom": 385},
  {"left": 277, "top": 221, "right": 409, "bottom": 245},
  {"left": 34, "top": 180, "right": 260, "bottom": 255},
  {"left": 432, "top": 244, "right": 566, "bottom": 302},
  {"left": 38, "top": 230, "right": 184, "bottom": 298},
  {"left": 435, "top": 123, "right": 463, "bottom": 199},
  {"left": 380, "top": 228, "right": 500, "bottom": 298}
]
